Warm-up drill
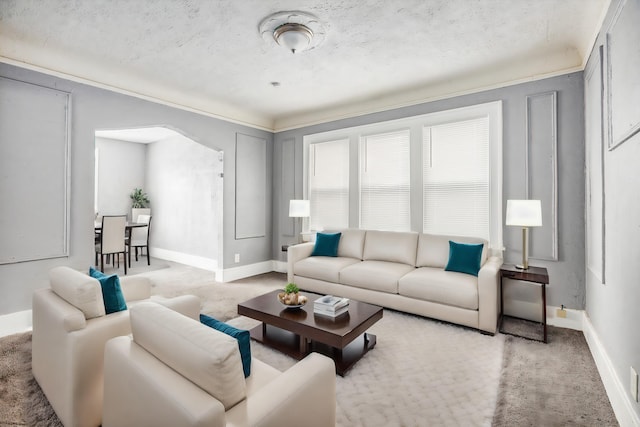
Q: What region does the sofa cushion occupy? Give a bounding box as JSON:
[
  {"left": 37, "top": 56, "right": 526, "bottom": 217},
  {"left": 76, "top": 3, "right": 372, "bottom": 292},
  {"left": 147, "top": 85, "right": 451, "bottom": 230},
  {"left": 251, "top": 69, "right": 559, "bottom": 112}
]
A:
[
  {"left": 49, "top": 266, "right": 106, "bottom": 319},
  {"left": 89, "top": 267, "right": 128, "bottom": 314},
  {"left": 337, "top": 229, "right": 366, "bottom": 259},
  {"left": 294, "top": 256, "right": 361, "bottom": 283},
  {"left": 130, "top": 302, "right": 246, "bottom": 410},
  {"left": 445, "top": 241, "right": 484, "bottom": 277},
  {"left": 363, "top": 230, "right": 418, "bottom": 266},
  {"left": 200, "top": 314, "right": 251, "bottom": 378},
  {"left": 416, "top": 234, "right": 488, "bottom": 268},
  {"left": 398, "top": 267, "right": 479, "bottom": 310},
  {"left": 339, "top": 260, "right": 415, "bottom": 294},
  {"left": 311, "top": 232, "right": 341, "bottom": 257}
]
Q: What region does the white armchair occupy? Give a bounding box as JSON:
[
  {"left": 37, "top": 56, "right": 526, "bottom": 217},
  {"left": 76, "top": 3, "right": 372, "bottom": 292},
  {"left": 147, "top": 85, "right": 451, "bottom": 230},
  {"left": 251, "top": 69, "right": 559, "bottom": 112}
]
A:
[
  {"left": 32, "top": 266, "right": 201, "bottom": 427},
  {"left": 103, "top": 302, "right": 337, "bottom": 427}
]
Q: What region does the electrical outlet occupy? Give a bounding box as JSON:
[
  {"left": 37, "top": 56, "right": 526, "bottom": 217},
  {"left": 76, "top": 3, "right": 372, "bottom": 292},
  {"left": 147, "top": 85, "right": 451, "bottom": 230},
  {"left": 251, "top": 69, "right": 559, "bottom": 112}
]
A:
[
  {"left": 556, "top": 306, "right": 567, "bottom": 318},
  {"left": 631, "top": 367, "right": 638, "bottom": 402},
  {"left": 234, "top": 253, "right": 240, "bottom": 263}
]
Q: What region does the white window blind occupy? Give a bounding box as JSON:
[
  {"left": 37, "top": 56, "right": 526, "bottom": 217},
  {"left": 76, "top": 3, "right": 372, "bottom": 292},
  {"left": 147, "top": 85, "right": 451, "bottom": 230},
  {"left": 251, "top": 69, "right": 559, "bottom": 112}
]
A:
[
  {"left": 360, "top": 130, "right": 410, "bottom": 231},
  {"left": 309, "top": 139, "right": 349, "bottom": 230},
  {"left": 423, "top": 117, "right": 490, "bottom": 240}
]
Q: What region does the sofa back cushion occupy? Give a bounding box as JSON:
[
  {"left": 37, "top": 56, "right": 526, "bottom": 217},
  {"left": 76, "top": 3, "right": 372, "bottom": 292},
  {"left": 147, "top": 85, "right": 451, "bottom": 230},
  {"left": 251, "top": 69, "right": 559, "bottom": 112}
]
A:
[
  {"left": 417, "top": 234, "right": 488, "bottom": 268},
  {"left": 363, "top": 230, "right": 419, "bottom": 266},
  {"left": 130, "top": 302, "right": 246, "bottom": 410},
  {"left": 336, "top": 229, "right": 367, "bottom": 259},
  {"left": 49, "top": 266, "right": 106, "bottom": 319}
]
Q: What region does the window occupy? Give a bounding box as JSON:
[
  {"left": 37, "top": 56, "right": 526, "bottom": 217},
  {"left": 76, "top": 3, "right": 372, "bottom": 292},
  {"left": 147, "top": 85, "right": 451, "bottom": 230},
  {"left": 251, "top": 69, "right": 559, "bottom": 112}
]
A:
[
  {"left": 423, "top": 117, "right": 490, "bottom": 240},
  {"left": 308, "top": 139, "right": 349, "bottom": 230},
  {"left": 359, "top": 130, "right": 410, "bottom": 231},
  {"left": 303, "top": 101, "right": 502, "bottom": 252}
]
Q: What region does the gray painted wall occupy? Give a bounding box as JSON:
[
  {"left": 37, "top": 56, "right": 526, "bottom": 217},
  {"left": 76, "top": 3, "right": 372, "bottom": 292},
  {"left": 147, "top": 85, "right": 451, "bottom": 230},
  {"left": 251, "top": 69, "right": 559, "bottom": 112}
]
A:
[
  {"left": 95, "top": 137, "right": 146, "bottom": 217},
  {"left": 584, "top": 0, "right": 640, "bottom": 418},
  {"left": 146, "top": 135, "right": 221, "bottom": 260},
  {"left": 0, "top": 63, "right": 272, "bottom": 316},
  {"left": 273, "top": 72, "right": 586, "bottom": 311}
]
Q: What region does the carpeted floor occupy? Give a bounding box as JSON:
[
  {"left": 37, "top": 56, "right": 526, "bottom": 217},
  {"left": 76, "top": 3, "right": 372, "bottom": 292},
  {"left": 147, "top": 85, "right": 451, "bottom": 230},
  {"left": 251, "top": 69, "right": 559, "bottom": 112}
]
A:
[{"left": 0, "top": 262, "right": 618, "bottom": 426}]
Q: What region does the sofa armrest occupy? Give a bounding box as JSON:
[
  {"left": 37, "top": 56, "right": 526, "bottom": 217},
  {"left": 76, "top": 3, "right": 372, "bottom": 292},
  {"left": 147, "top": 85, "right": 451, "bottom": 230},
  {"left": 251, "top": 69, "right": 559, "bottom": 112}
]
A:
[
  {"left": 33, "top": 288, "right": 87, "bottom": 333},
  {"left": 287, "top": 242, "right": 314, "bottom": 283},
  {"left": 120, "top": 276, "right": 152, "bottom": 302},
  {"left": 225, "top": 352, "right": 336, "bottom": 427},
  {"left": 477, "top": 256, "right": 502, "bottom": 334}
]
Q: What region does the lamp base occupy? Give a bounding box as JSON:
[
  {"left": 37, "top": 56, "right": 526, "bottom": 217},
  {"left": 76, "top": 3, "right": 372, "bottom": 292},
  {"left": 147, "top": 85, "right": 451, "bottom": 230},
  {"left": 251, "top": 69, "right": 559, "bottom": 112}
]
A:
[{"left": 515, "top": 264, "right": 530, "bottom": 270}]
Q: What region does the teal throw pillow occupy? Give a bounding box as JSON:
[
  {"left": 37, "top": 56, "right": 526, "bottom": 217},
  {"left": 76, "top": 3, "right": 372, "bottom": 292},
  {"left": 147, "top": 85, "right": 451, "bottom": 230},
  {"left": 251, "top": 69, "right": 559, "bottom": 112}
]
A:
[
  {"left": 444, "top": 241, "right": 484, "bottom": 277},
  {"left": 311, "top": 232, "right": 342, "bottom": 257},
  {"left": 200, "top": 314, "right": 251, "bottom": 378},
  {"left": 89, "top": 267, "right": 128, "bottom": 314}
]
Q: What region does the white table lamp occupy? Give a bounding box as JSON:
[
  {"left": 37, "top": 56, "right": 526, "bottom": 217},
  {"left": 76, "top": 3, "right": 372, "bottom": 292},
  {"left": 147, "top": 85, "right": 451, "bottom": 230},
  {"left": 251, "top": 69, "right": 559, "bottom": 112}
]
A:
[
  {"left": 289, "top": 200, "right": 310, "bottom": 243},
  {"left": 506, "top": 199, "right": 542, "bottom": 270}
]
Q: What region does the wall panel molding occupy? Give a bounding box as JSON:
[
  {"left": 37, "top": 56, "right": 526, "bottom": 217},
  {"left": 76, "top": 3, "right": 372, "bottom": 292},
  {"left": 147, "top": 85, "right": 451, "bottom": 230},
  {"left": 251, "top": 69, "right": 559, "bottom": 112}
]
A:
[
  {"left": 525, "top": 91, "right": 558, "bottom": 261},
  {"left": 280, "top": 138, "right": 296, "bottom": 237},
  {"left": 0, "top": 77, "right": 70, "bottom": 264},
  {"left": 235, "top": 133, "right": 266, "bottom": 239}
]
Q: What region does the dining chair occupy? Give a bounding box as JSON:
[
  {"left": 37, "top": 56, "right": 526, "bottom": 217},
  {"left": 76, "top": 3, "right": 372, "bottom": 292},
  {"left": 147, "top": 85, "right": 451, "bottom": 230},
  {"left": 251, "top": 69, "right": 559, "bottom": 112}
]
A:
[
  {"left": 127, "top": 214, "right": 152, "bottom": 267},
  {"left": 95, "top": 215, "right": 128, "bottom": 274}
]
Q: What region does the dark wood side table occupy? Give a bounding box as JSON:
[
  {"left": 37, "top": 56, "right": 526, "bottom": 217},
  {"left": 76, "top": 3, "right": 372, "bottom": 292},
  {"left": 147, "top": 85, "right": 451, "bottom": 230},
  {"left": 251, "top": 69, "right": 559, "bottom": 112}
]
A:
[{"left": 499, "top": 264, "right": 549, "bottom": 343}]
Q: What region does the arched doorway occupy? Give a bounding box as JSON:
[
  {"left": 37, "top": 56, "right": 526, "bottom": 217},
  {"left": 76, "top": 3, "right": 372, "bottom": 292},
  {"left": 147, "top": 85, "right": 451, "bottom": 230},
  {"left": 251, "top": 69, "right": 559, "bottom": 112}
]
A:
[{"left": 94, "top": 126, "right": 224, "bottom": 273}]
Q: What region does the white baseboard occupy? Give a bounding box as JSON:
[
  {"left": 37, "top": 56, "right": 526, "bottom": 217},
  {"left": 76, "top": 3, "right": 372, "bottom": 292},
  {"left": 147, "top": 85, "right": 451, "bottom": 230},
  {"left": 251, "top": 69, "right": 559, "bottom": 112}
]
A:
[
  {"left": 272, "top": 260, "right": 287, "bottom": 274},
  {"left": 0, "top": 309, "right": 32, "bottom": 338},
  {"left": 583, "top": 313, "right": 640, "bottom": 427},
  {"left": 151, "top": 247, "right": 218, "bottom": 272},
  {"left": 219, "top": 261, "right": 275, "bottom": 283}
]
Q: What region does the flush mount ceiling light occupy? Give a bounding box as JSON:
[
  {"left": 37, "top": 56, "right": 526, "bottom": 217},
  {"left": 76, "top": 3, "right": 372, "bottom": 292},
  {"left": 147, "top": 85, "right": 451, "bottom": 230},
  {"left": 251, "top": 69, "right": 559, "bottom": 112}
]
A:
[{"left": 259, "top": 11, "right": 327, "bottom": 54}]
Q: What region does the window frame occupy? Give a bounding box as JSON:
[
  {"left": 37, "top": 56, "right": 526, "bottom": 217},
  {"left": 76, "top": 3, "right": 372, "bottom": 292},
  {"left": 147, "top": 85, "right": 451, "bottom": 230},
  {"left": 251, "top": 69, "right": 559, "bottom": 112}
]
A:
[{"left": 303, "top": 101, "right": 502, "bottom": 254}]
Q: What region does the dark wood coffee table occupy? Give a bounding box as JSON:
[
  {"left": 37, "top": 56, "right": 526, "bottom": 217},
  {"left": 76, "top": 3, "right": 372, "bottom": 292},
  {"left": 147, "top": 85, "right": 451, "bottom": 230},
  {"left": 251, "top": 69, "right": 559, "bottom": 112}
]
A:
[{"left": 238, "top": 290, "right": 383, "bottom": 376}]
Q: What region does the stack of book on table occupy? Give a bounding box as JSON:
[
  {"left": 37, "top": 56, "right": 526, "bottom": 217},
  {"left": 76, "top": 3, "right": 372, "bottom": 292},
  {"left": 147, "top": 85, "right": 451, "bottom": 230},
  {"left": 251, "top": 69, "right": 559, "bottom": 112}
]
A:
[{"left": 314, "top": 295, "right": 350, "bottom": 317}]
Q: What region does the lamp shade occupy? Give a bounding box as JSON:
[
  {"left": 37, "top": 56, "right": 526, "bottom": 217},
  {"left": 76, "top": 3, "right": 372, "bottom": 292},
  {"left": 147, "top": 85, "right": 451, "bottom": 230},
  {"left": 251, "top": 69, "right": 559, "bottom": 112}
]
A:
[
  {"left": 505, "top": 200, "right": 542, "bottom": 227},
  {"left": 289, "top": 199, "right": 310, "bottom": 217}
]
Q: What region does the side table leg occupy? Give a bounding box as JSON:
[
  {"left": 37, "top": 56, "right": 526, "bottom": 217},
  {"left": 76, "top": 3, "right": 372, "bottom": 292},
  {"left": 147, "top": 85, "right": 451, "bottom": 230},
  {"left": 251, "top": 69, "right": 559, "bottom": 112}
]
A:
[{"left": 542, "top": 283, "right": 547, "bottom": 343}]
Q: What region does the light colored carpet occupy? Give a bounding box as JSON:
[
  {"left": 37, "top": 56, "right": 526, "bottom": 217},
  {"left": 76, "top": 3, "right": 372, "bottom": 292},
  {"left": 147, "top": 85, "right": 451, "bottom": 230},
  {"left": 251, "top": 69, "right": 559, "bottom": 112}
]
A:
[
  {"left": 493, "top": 320, "right": 618, "bottom": 426},
  {"left": 229, "top": 311, "right": 504, "bottom": 426}
]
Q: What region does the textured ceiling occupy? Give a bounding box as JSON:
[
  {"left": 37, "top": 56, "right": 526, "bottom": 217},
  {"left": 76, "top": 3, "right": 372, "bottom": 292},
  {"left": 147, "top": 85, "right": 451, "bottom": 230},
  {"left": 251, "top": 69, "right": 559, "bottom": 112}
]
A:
[{"left": 0, "top": 0, "right": 608, "bottom": 131}]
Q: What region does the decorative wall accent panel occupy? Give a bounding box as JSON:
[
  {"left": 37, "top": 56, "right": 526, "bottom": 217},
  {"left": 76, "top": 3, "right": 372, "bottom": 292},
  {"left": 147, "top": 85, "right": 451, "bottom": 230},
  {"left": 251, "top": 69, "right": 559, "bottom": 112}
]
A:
[
  {"left": 235, "top": 133, "right": 266, "bottom": 239},
  {"left": 585, "top": 46, "right": 606, "bottom": 283},
  {"left": 280, "top": 138, "right": 295, "bottom": 237},
  {"left": 606, "top": 0, "right": 640, "bottom": 150},
  {"left": 526, "top": 91, "right": 558, "bottom": 261},
  {"left": 0, "top": 77, "right": 70, "bottom": 264}
]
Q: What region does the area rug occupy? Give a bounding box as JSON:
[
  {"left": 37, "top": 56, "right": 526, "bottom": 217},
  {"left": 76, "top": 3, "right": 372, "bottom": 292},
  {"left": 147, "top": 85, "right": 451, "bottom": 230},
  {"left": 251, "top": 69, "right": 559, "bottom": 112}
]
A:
[{"left": 228, "top": 311, "right": 504, "bottom": 426}]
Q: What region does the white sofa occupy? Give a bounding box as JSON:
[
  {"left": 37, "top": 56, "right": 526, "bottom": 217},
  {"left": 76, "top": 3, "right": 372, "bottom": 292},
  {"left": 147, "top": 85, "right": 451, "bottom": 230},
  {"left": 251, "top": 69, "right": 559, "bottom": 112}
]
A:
[
  {"left": 288, "top": 229, "right": 502, "bottom": 334},
  {"left": 32, "top": 266, "right": 201, "bottom": 427},
  {"left": 103, "top": 302, "right": 337, "bottom": 427}
]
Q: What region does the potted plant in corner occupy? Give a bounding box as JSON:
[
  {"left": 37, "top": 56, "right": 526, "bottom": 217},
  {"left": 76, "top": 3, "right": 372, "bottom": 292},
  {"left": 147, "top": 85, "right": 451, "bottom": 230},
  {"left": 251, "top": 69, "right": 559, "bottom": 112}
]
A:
[
  {"left": 130, "top": 188, "right": 150, "bottom": 208},
  {"left": 130, "top": 188, "right": 150, "bottom": 222}
]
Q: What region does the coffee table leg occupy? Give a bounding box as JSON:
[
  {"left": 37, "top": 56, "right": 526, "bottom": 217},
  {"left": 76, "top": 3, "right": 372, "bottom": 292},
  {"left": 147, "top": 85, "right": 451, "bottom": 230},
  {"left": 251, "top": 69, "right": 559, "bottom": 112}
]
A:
[{"left": 299, "top": 335, "right": 309, "bottom": 354}]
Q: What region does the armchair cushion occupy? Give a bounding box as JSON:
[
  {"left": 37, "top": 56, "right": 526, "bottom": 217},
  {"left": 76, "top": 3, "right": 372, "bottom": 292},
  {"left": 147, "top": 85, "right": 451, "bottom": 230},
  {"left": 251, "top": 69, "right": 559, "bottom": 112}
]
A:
[
  {"left": 200, "top": 314, "right": 251, "bottom": 377},
  {"left": 49, "top": 266, "right": 106, "bottom": 319},
  {"left": 90, "top": 267, "right": 127, "bottom": 314},
  {"left": 130, "top": 303, "right": 246, "bottom": 410}
]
